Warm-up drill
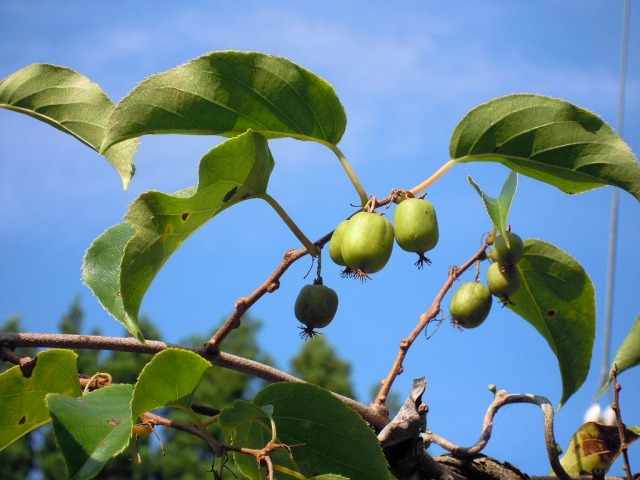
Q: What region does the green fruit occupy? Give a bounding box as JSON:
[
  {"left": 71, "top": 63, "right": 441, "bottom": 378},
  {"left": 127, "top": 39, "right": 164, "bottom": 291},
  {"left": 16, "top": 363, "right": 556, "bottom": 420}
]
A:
[
  {"left": 449, "top": 282, "right": 492, "bottom": 329},
  {"left": 393, "top": 197, "right": 439, "bottom": 267},
  {"left": 329, "top": 219, "right": 350, "bottom": 267},
  {"left": 295, "top": 284, "right": 339, "bottom": 339},
  {"left": 492, "top": 232, "right": 524, "bottom": 267},
  {"left": 486, "top": 261, "right": 520, "bottom": 301},
  {"left": 340, "top": 212, "right": 394, "bottom": 274}
]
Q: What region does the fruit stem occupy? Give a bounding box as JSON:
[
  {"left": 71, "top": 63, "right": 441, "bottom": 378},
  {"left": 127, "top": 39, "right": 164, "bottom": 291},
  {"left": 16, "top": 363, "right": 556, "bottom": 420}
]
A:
[
  {"left": 324, "top": 142, "right": 369, "bottom": 206},
  {"left": 409, "top": 159, "right": 457, "bottom": 195},
  {"left": 258, "top": 193, "right": 319, "bottom": 257}
]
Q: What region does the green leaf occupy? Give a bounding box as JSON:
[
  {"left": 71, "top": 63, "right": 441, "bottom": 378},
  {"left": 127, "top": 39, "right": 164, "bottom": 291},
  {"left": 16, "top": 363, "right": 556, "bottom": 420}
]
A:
[
  {"left": 450, "top": 94, "right": 640, "bottom": 200},
  {"left": 131, "top": 348, "right": 211, "bottom": 420},
  {"left": 219, "top": 400, "right": 287, "bottom": 480},
  {"left": 508, "top": 239, "right": 595, "bottom": 408},
  {"left": 82, "top": 222, "right": 140, "bottom": 340},
  {"left": 47, "top": 384, "right": 134, "bottom": 480},
  {"left": 468, "top": 170, "right": 518, "bottom": 238},
  {"left": 83, "top": 130, "right": 274, "bottom": 338},
  {"left": 0, "top": 349, "right": 81, "bottom": 451},
  {"left": 611, "top": 315, "right": 640, "bottom": 376},
  {"left": 102, "top": 50, "right": 346, "bottom": 151},
  {"left": 253, "top": 383, "right": 389, "bottom": 480},
  {"left": 597, "top": 315, "right": 640, "bottom": 397},
  {"left": 559, "top": 421, "right": 640, "bottom": 476},
  {"left": 0, "top": 63, "right": 138, "bottom": 189}
]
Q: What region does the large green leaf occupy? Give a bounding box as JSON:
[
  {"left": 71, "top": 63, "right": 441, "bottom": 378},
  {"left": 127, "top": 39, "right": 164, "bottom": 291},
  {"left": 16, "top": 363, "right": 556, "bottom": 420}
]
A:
[
  {"left": 559, "top": 422, "right": 640, "bottom": 476},
  {"left": 219, "top": 400, "right": 296, "bottom": 480},
  {"left": 102, "top": 51, "right": 346, "bottom": 151},
  {"left": 47, "top": 384, "right": 134, "bottom": 480},
  {"left": 508, "top": 239, "right": 595, "bottom": 407},
  {"left": 131, "top": 348, "right": 211, "bottom": 420},
  {"left": 0, "top": 349, "right": 81, "bottom": 451},
  {"left": 0, "top": 63, "right": 138, "bottom": 189},
  {"left": 82, "top": 130, "right": 274, "bottom": 339},
  {"left": 468, "top": 170, "right": 518, "bottom": 238},
  {"left": 450, "top": 94, "right": 640, "bottom": 200},
  {"left": 252, "top": 383, "right": 389, "bottom": 480}
]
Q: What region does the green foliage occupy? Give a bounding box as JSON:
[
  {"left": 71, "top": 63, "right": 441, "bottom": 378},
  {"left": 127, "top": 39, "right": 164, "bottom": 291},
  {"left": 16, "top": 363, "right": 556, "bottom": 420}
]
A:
[
  {"left": 47, "top": 385, "right": 134, "bottom": 480},
  {"left": 2, "top": 49, "right": 640, "bottom": 479},
  {"left": 451, "top": 94, "right": 640, "bottom": 200},
  {"left": 131, "top": 349, "right": 211, "bottom": 420},
  {"left": 219, "top": 382, "right": 389, "bottom": 480},
  {"left": 468, "top": 170, "right": 518, "bottom": 240},
  {"left": 0, "top": 349, "right": 82, "bottom": 450},
  {"left": 508, "top": 239, "right": 595, "bottom": 408},
  {"left": 597, "top": 315, "right": 640, "bottom": 397},
  {"left": 83, "top": 131, "right": 275, "bottom": 340},
  {"left": 101, "top": 51, "right": 347, "bottom": 150},
  {"left": 0, "top": 63, "right": 137, "bottom": 189}
]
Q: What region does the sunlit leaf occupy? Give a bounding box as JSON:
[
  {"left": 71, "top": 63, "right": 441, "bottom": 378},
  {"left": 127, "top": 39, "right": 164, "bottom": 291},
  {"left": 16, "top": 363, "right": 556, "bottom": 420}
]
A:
[
  {"left": 0, "top": 63, "right": 137, "bottom": 189},
  {"left": 47, "top": 384, "right": 134, "bottom": 480},
  {"left": 82, "top": 222, "right": 140, "bottom": 340},
  {"left": 102, "top": 50, "right": 346, "bottom": 151},
  {"left": 559, "top": 421, "right": 640, "bottom": 475},
  {"left": 131, "top": 348, "right": 211, "bottom": 420},
  {"left": 253, "top": 383, "right": 389, "bottom": 480},
  {"left": 508, "top": 239, "right": 595, "bottom": 408},
  {"left": 0, "top": 349, "right": 81, "bottom": 450},
  {"left": 82, "top": 130, "right": 274, "bottom": 338},
  {"left": 468, "top": 170, "right": 518, "bottom": 238},
  {"left": 597, "top": 315, "right": 640, "bottom": 397},
  {"left": 451, "top": 94, "right": 640, "bottom": 200}
]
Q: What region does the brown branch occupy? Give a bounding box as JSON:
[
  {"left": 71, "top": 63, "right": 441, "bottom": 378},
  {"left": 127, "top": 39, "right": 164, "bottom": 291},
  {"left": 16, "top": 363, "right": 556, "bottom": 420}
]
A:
[
  {"left": 0, "top": 331, "right": 389, "bottom": 430},
  {"left": 424, "top": 386, "right": 572, "bottom": 480},
  {"left": 611, "top": 365, "right": 633, "bottom": 480},
  {"left": 373, "top": 240, "right": 489, "bottom": 410}
]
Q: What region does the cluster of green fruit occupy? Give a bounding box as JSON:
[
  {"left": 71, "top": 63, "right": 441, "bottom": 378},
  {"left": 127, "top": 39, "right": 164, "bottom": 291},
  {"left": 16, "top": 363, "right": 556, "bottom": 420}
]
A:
[
  {"left": 449, "top": 232, "right": 524, "bottom": 329},
  {"left": 330, "top": 196, "right": 439, "bottom": 275},
  {"left": 295, "top": 196, "right": 439, "bottom": 338}
]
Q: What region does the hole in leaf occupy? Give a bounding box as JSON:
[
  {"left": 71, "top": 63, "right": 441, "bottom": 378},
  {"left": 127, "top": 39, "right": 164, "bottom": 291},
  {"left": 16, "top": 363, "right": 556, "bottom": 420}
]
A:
[
  {"left": 181, "top": 213, "right": 189, "bottom": 221},
  {"left": 18, "top": 416, "right": 27, "bottom": 425},
  {"left": 547, "top": 310, "right": 556, "bottom": 317}
]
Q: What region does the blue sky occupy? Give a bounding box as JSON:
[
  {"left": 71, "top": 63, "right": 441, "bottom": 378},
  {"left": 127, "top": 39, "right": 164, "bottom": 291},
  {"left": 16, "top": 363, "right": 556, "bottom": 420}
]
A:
[{"left": 1, "top": 1, "right": 639, "bottom": 475}]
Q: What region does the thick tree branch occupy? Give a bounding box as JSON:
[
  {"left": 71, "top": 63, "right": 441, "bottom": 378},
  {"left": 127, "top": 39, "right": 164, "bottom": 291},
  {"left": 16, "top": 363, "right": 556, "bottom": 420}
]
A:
[{"left": 0, "top": 331, "right": 389, "bottom": 430}]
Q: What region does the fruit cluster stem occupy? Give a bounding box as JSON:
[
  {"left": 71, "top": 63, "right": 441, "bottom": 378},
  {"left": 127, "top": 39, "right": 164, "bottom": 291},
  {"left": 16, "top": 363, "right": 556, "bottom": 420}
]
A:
[
  {"left": 325, "top": 142, "right": 369, "bottom": 206},
  {"left": 409, "top": 159, "right": 457, "bottom": 196}
]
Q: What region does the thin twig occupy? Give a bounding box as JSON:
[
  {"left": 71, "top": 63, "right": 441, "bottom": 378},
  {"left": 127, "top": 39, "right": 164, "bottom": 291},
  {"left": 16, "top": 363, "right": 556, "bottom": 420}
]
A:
[
  {"left": 611, "top": 365, "right": 633, "bottom": 480},
  {"left": 423, "top": 386, "right": 571, "bottom": 480},
  {"left": 203, "top": 231, "right": 333, "bottom": 357},
  {"left": 373, "top": 240, "right": 489, "bottom": 411}
]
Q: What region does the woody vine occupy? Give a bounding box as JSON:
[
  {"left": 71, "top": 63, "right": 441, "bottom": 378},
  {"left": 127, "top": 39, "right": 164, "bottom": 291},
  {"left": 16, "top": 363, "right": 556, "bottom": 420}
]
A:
[{"left": 1, "top": 51, "right": 639, "bottom": 480}]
